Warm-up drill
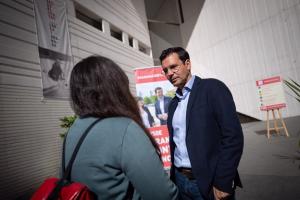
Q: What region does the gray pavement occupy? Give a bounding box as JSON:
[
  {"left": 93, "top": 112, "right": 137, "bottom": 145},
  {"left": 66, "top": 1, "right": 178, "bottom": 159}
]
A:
[
  {"left": 16, "top": 116, "right": 300, "bottom": 200},
  {"left": 236, "top": 116, "right": 300, "bottom": 200}
]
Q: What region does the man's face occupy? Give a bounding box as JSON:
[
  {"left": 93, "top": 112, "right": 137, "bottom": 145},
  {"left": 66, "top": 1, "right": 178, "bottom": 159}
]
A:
[
  {"left": 161, "top": 53, "right": 191, "bottom": 89},
  {"left": 156, "top": 89, "right": 163, "bottom": 98}
]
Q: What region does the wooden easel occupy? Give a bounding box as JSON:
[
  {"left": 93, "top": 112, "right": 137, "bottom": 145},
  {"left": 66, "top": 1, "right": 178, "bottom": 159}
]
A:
[{"left": 266, "top": 108, "right": 289, "bottom": 139}]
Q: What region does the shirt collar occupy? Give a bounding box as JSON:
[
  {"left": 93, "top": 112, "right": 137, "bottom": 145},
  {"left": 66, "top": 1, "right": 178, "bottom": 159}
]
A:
[
  {"left": 185, "top": 75, "right": 195, "bottom": 91},
  {"left": 175, "top": 75, "right": 195, "bottom": 100}
]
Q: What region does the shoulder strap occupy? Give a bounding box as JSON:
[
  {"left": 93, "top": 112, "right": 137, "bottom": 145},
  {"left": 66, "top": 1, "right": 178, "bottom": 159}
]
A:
[
  {"left": 47, "top": 118, "right": 102, "bottom": 200},
  {"left": 62, "top": 118, "right": 102, "bottom": 180}
]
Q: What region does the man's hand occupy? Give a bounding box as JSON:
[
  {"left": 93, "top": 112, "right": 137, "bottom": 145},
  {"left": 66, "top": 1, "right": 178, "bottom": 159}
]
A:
[
  {"left": 213, "top": 187, "right": 230, "bottom": 200},
  {"left": 162, "top": 113, "right": 168, "bottom": 120}
]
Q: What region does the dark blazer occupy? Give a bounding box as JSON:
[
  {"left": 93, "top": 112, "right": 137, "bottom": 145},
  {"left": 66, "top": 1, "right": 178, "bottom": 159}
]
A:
[
  {"left": 155, "top": 96, "right": 172, "bottom": 125},
  {"left": 168, "top": 76, "right": 243, "bottom": 200}
]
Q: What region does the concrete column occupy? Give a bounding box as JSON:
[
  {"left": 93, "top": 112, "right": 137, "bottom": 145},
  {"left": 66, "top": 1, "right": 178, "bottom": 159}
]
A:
[
  {"left": 102, "top": 20, "right": 110, "bottom": 36},
  {"left": 133, "top": 38, "right": 139, "bottom": 50},
  {"left": 122, "top": 32, "right": 129, "bottom": 46}
]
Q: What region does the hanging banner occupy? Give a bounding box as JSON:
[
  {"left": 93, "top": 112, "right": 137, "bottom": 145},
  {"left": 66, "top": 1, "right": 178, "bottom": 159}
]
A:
[
  {"left": 256, "top": 76, "right": 286, "bottom": 111},
  {"left": 134, "top": 66, "right": 175, "bottom": 169},
  {"left": 34, "top": 0, "right": 73, "bottom": 98}
]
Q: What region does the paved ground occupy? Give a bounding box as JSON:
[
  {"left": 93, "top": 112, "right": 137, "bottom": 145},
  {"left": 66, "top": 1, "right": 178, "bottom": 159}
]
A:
[
  {"left": 236, "top": 116, "right": 300, "bottom": 200},
  {"left": 17, "top": 116, "right": 300, "bottom": 200}
]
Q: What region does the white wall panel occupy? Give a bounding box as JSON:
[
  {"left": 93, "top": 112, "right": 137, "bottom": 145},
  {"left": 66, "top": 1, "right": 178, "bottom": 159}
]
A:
[
  {"left": 68, "top": 17, "right": 152, "bottom": 66},
  {"left": 183, "top": 0, "right": 300, "bottom": 120},
  {"left": 74, "top": 0, "right": 151, "bottom": 46},
  {"left": 0, "top": 2, "right": 35, "bottom": 31}
]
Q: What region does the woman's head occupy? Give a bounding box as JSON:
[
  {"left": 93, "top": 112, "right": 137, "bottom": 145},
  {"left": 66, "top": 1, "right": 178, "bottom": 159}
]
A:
[
  {"left": 70, "top": 56, "right": 160, "bottom": 154},
  {"left": 136, "top": 96, "right": 144, "bottom": 107},
  {"left": 71, "top": 56, "right": 135, "bottom": 118}
]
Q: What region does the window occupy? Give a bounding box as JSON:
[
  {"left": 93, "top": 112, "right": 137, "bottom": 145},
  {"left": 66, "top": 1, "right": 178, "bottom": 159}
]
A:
[
  {"left": 75, "top": 6, "right": 102, "bottom": 31},
  {"left": 110, "top": 25, "right": 122, "bottom": 42},
  {"left": 139, "top": 42, "right": 151, "bottom": 55},
  {"left": 129, "top": 36, "right": 133, "bottom": 47},
  {"left": 139, "top": 46, "right": 147, "bottom": 54}
]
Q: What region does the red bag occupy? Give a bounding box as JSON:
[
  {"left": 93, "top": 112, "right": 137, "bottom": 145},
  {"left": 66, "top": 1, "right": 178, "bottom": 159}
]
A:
[
  {"left": 31, "top": 178, "right": 94, "bottom": 200},
  {"left": 31, "top": 119, "right": 102, "bottom": 200}
]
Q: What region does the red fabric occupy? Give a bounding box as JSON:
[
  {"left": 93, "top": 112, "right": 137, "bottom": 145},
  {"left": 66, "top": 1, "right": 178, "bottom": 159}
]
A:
[{"left": 31, "top": 177, "right": 94, "bottom": 200}]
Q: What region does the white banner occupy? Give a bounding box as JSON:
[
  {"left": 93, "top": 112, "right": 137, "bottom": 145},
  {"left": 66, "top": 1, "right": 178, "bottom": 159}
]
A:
[{"left": 34, "top": 0, "right": 73, "bottom": 98}]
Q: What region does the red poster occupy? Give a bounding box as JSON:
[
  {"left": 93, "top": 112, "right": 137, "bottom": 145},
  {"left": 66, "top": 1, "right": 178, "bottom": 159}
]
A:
[
  {"left": 134, "top": 67, "right": 175, "bottom": 169},
  {"left": 149, "top": 126, "right": 171, "bottom": 168}
]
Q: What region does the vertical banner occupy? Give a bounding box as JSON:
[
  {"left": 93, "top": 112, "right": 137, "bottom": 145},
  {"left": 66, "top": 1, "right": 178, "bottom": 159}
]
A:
[
  {"left": 34, "top": 0, "right": 73, "bottom": 98},
  {"left": 134, "top": 67, "right": 175, "bottom": 169},
  {"left": 256, "top": 76, "right": 286, "bottom": 111}
]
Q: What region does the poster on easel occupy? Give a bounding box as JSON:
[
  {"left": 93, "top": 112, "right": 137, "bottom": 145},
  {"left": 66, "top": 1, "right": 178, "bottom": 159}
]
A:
[
  {"left": 256, "top": 76, "right": 289, "bottom": 138},
  {"left": 134, "top": 67, "right": 175, "bottom": 169},
  {"left": 256, "top": 76, "right": 286, "bottom": 110}
]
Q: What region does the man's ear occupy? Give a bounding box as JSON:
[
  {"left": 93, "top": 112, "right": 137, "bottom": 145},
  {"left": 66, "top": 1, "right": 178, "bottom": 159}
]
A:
[{"left": 186, "top": 59, "right": 191, "bottom": 69}]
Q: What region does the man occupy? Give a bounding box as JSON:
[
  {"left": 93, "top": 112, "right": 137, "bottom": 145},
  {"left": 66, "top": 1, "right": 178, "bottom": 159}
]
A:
[
  {"left": 160, "top": 47, "right": 243, "bottom": 200},
  {"left": 154, "top": 87, "right": 172, "bottom": 125}
]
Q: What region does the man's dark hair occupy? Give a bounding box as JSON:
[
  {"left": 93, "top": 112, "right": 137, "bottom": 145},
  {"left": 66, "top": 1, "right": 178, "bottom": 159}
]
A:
[
  {"left": 70, "top": 56, "right": 160, "bottom": 154},
  {"left": 159, "top": 47, "right": 190, "bottom": 63},
  {"left": 154, "top": 87, "right": 162, "bottom": 93}
]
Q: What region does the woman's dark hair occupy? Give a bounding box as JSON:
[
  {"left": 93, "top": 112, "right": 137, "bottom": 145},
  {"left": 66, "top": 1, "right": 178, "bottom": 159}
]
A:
[
  {"left": 159, "top": 47, "right": 190, "bottom": 63},
  {"left": 70, "top": 56, "right": 160, "bottom": 154}
]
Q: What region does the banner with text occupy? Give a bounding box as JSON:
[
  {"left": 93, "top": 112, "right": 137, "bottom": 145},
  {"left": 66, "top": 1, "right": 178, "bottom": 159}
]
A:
[
  {"left": 34, "top": 0, "right": 73, "bottom": 98},
  {"left": 134, "top": 67, "right": 175, "bottom": 169},
  {"left": 256, "top": 76, "right": 286, "bottom": 111}
]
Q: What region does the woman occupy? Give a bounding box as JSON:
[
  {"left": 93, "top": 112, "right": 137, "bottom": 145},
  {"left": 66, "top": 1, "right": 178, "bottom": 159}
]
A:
[
  {"left": 136, "top": 97, "right": 155, "bottom": 128},
  {"left": 67, "top": 56, "right": 178, "bottom": 200}
]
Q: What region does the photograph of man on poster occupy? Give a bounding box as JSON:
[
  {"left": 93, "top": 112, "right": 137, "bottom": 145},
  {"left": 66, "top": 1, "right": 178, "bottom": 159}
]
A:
[{"left": 154, "top": 87, "right": 172, "bottom": 125}]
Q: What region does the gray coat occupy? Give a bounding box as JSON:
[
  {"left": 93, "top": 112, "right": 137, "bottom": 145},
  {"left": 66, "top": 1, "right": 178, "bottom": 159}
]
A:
[{"left": 64, "top": 117, "right": 178, "bottom": 200}]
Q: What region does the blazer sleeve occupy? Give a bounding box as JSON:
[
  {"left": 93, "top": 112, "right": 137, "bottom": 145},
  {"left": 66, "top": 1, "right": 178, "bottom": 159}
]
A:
[
  {"left": 121, "top": 121, "right": 178, "bottom": 200},
  {"left": 209, "top": 80, "right": 244, "bottom": 193}
]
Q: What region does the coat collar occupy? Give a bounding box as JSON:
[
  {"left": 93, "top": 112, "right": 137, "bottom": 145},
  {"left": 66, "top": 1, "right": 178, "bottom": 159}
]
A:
[
  {"left": 186, "top": 76, "right": 202, "bottom": 133},
  {"left": 168, "top": 76, "right": 202, "bottom": 135}
]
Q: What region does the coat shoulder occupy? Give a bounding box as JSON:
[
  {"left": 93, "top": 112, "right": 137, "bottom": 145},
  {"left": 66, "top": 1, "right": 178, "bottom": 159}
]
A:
[{"left": 198, "top": 78, "right": 229, "bottom": 91}]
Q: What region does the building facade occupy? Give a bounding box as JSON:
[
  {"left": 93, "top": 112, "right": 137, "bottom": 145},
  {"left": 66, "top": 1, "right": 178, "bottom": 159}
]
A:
[
  {"left": 0, "top": 0, "right": 153, "bottom": 199},
  {"left": 1, "top": 0, "right": 300, "bottom": 199}
]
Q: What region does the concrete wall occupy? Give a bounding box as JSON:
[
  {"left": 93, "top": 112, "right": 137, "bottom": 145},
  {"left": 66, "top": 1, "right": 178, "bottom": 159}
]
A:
[
  {"left": 0, "top": 0, "right": 152, "bottom": 199},
  {"left": 181, "top": 0, "right": 300, "bottom": 120},
  {"left": 145, "top": 0, "right": 183, "bottom": 64}
]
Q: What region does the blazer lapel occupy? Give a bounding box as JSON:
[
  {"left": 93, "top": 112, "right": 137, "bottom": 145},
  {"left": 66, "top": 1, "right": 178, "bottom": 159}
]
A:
[
  {"left": 167, "top": 97, "right": 178, "bottom": 137},
  {"left": 186, "top": 77, "right": 201, "bottom": 134}
]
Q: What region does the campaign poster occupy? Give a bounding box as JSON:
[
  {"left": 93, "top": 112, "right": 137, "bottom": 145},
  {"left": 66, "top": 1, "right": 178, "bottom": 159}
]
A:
[
  {"left": 134, "top": 67, "right": 175, "bottom": 169},
  {"left": 256, "top": 76, "right": 286, "bottom": 111}
]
